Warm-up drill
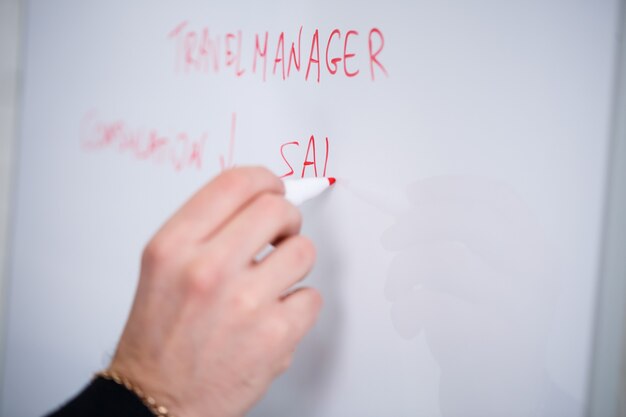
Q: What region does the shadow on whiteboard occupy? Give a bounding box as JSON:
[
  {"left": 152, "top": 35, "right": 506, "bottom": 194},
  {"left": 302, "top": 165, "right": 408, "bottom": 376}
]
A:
[{"left": 381, "top": 176, "right": 578, "bottom": 416}]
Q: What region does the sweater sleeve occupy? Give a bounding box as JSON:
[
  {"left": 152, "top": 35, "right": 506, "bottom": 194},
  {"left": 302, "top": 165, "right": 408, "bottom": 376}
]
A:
[{"left": 45, "top": 377, "right": 155, "bottom": 417}]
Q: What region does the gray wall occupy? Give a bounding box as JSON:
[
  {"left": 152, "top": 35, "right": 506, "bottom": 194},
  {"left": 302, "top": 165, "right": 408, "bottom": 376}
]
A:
[
  {"left": 0, "top": 0, "right": 21, "bottom": 383},
  {"left": 587, "top": 2, "right": 626, "bottom": 416}
]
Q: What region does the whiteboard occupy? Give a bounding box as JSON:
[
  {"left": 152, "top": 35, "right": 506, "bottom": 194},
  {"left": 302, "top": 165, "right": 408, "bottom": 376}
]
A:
[{"left": 1, "top": 1, "right": 619, "bottom": 416}]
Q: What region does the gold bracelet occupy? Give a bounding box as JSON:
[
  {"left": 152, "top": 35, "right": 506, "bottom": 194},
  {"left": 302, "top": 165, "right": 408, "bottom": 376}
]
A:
[{"left": 94, "top": 370, "right": 174, "bottom": 417}]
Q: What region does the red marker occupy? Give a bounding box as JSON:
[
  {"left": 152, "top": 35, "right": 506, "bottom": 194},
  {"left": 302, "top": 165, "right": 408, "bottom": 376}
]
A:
[{"left": 283, "top": 177, "right": 336, "bottom": 205}]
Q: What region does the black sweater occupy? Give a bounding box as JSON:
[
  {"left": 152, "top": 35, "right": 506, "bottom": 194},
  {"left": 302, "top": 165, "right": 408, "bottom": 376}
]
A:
[{"left": 46, "top": 377, "right": 154, "bottom": 417}]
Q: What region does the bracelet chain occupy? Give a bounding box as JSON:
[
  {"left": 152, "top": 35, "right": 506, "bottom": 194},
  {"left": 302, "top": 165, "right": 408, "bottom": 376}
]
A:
[{"left": 94, "top": 370, "right": 174, "bottom": 417}]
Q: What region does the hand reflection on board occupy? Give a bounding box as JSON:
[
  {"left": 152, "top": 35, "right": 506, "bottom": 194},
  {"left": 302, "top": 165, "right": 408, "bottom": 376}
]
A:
[{"left": 381, "top": 176, "right": 576, "bottom": 416}]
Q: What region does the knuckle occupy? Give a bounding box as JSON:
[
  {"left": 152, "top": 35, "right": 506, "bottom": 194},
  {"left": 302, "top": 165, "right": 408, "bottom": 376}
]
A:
[
  {"left": 261, "top": 316, "right": 291, "bottom": 343},
  {"left": 248, "top": 166, "right": 283, "bottom": 192},
  {"left": 220, "top": 166, "right": 282, "bottom": 198},
  {"left": 183, "top": 261, "right": 219, "bottom": 296},
  {"left": 256, "top": 193, "right": 284, "bottom": 214},
  {"left": 203, "top": 245, "right": 231, "bottom": 271},
  {"left": 257, "top": 194, "right": 301, "bottom": 227},
  {"left": 277, "top": 354, "right": 294, "bottom": 373},
  {"left": 308, "top": 289, "right": 324, "bottom": 312},
  {"left": 251, "top": 165, "right": 276, "bottom": 180},
  {"left": 298, "top": 288, "right": 324, "bottom": 318},
  {"left": 220, "top": 169, "right": 255, "bottom": 201},
  {"left": 230, "top": 291, "right": 260, "bottom": 315},
  {"left": 309, "top": 288, "right": 324, "bottom": 314},
  {"left": 285, "top": 203, "right": 302, "bottom": 229},
  {"left": 142, "top": 236, "right": 172, "bottom": 266},
  {"left": 290, "top": 236, "right": 316, "bottom": 266}
]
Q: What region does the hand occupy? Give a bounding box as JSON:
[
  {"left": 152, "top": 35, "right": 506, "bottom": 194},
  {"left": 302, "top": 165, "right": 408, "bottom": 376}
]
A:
[{"left": 109, "top": 167, "right": 322, "bottom": 417}]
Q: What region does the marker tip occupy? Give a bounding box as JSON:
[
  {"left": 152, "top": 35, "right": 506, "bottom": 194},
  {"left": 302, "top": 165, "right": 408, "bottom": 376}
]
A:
[{"left": 328, "top": 177, "right": 336, "bottom": 185}]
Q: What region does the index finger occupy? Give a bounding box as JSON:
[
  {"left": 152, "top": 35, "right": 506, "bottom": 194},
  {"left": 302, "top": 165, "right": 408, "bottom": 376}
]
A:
[{"left": 158, "top": 167, "right": 285, "bottom": 244}]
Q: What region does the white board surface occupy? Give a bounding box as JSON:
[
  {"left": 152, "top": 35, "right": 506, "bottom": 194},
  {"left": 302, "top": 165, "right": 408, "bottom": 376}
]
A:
[{"left": 1, "top": 1, "right": 620, "bottom": 416}]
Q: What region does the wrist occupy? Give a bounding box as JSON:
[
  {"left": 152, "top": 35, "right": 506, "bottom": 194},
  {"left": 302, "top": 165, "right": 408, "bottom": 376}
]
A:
[{"left": 96, "top": 369, "right": 176, "bottom": 417}]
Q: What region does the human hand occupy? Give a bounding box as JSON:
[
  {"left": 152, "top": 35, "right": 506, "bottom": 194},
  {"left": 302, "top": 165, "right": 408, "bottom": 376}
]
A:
[{"left": 109, "top": 167, "right": 322, "bottom": 417}]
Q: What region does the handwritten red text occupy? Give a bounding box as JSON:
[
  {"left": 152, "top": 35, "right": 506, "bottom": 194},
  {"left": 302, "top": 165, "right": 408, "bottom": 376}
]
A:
[
  {"left": 280, "top": 135, "right": 330, "bottom": 178},
  {"left": 169, "top": 22, "right": 388, "bottom": 82},
  {"left": 80, "top": 111, "right": 208, "bottom": 172}
]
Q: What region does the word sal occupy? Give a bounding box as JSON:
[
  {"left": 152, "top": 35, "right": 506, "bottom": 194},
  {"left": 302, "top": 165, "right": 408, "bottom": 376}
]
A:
[
  {"left": 169, "top": 22, "right": 388, "bottom": 82},
  {"left": 280, "top": 136, "right": 330, "bottom": 179}
]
